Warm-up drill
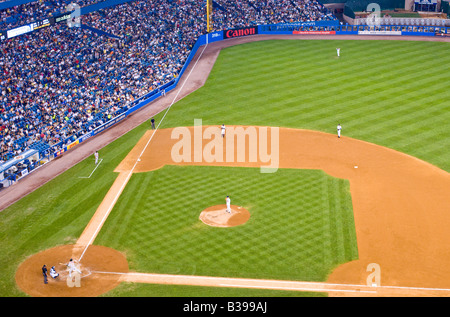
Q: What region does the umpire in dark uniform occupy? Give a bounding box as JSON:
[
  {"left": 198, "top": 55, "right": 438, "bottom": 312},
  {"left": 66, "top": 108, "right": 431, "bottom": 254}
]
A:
[
  {"left": 42, "top": 264, "right": 48, "bottom": 284},
  {"left": 151, "top": 117, "right": 156, "bottom": 130}
]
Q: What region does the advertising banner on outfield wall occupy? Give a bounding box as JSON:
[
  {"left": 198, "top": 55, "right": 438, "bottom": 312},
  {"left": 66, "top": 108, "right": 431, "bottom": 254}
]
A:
[
  {"left": 223, "top": 26, "right": 258, "bottom": 39},
  {"left": 358, "top": 30, "right": 402, "bottom": 36},
  {"left": 293, "top": 31, "right": 336, "bottom": 35},
  {"left": 276, "top": 20, "right": 339, "bottom": 29},
  {"left": 435, "top": 32, "right": 450, "bottom": 37},
  {"left": 207, "top": 31, "right": 223, "bottom": 43}
]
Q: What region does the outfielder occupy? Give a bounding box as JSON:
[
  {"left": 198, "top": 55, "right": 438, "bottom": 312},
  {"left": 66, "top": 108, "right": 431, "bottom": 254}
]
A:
[
  {"left": 337, "top": 123, "right": 342, "bottom": 138},
  {"left": 226, "top": 195, "right": 231, "bottom": 213},
  {"left": 94, "top": 151, "right": 99, "bottom": 165},
  {"left": 336, "top": 48, "right": 340, "bottom": 57}
]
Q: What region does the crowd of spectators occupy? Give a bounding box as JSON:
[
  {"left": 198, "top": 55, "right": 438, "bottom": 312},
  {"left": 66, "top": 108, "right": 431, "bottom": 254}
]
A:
[
  {"left": 0, "top": 0, "right": 108, "bottom": 31},
  {"left": 0, "top": 0, "right": 336, "bottom": 166},
  {"left": 212, "top": 0, "right": 334, "bottom": 28}
]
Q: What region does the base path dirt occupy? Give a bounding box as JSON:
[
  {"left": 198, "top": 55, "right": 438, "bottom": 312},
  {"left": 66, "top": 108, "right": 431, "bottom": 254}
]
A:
[
  {"left": 14, "top": 125, "right": 450, "bottom": 297},
  {"left": 1, "top": 34, "right": 449, "bottom": 212},
  {"left": 7, "top": 34, "right": 450, "bottom": 297},
  {"left": 15, "top": 245, "right": 128, "bottom": 297},
  {"left": 117, "top": 126, "right": 450, "bottom": 291}
]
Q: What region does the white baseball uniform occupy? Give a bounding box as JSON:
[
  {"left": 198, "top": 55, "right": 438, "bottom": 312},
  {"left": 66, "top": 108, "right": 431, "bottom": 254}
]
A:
[
  {"left": 226, "top": 196, "right": 231, "bottom": 213},
  {"left": 67, "top": 260, "right": 81, "bottom": 277},
  {"left": 94, "top": 151, "right": 99, "bottom": 164},
  {"left": 221, "top": 125, "right": 226, "bottom": 137},
  {"left": 337, "top": 124, "right": 342, "bottom": 138},
  {"left": 336, "top": 48, "right": 340, "bottom": 57},
  {"left": 50, "top": 267, "right": 59, "bottom": 279}
]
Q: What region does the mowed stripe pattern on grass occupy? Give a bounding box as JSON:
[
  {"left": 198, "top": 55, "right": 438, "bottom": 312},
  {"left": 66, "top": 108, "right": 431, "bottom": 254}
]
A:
[
  {"left": 95, "top": 166, "right": 357, "bottom": 283},
  {"left": 159, "top": 40, "right": 450, "bottom": 172}
]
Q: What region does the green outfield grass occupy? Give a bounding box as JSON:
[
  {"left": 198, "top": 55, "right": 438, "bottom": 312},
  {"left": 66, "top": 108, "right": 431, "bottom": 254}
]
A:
[
  {"left": 0, "top": 39, "right": 449, "bottom": 297},
  {"left": 158, "top": 40, "right": 450, "bottom": 172},
  {"left": 95, "top": 166, "right": 357, "bottom": 282}
]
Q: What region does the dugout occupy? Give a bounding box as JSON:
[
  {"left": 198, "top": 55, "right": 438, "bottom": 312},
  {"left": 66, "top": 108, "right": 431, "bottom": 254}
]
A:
[{"left": 0, "top": 149, "right": 40, "bottom": 189}]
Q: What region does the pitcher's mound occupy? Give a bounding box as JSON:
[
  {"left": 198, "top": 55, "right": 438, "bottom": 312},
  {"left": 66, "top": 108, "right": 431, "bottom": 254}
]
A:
[{"left": 199, "top": 204, "right": 250, "bottom": 227}]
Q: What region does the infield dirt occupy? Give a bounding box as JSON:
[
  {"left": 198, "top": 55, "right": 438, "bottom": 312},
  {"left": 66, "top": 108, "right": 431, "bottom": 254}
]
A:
[
  {"left": 8, "top": 34, "right": 450, "bottom": 297},
  {"left": 15, "top": 125, "right": 450, "bottom": 297}
]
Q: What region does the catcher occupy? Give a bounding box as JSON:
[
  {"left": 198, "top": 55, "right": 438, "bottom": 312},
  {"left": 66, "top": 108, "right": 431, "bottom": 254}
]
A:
[{"left": 49, "top": 266, "right": 59, "bottom": 279}]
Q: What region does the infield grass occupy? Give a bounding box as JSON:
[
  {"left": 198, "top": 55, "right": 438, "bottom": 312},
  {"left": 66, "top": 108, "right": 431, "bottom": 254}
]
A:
[
  {"left": 95, "top": 165, "right": 357, "bottom": 282},
  {"left": 1, "top": 39, "right": 449, "bottom": 297}
]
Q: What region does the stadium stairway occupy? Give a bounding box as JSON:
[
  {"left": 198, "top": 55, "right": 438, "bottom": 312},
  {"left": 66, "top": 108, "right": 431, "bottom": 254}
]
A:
[
  {"left": 212, "top": 1, "right": 227, "bottom": 12},
  {"left": 290, "top": 0, "right": 302, "bottom": 14},
  {"left": 80, "top": 24, "right": 120, "bottom": 39}
]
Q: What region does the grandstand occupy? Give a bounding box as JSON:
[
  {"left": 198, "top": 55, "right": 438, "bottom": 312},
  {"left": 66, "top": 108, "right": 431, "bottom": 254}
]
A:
[
  {"left": 2, "top": 0, "right": 448, "bottom": 189},
  {"left": 0, "top": 0, "right": 336, "bottom": 188}
]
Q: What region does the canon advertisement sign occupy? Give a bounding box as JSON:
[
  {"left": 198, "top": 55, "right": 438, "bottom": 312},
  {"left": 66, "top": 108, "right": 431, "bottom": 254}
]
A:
[{"left": 223, "top": 26, "right": 258, "bottom": 39}]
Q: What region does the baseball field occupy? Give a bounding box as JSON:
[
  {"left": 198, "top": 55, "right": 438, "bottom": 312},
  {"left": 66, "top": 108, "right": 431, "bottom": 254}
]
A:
[{"left": 1, "top": 37, "right": 450, "bottom": 297}]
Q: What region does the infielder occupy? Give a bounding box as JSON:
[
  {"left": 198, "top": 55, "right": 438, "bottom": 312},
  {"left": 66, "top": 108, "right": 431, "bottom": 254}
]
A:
[
  {"left": 337, "top": 123, "right": 342, "bottom": 138},
  {"left": 221, "top": 124, "right": 226, "bottom": 138},
  {"left": 336, "top": 48, "right": 340, "bottom": 57},
  {"left": 94, "top": 151, "right": 99, "bottom": 165},
  {"left": 226, "top": 195, "right": 231, "bottom": 213}
]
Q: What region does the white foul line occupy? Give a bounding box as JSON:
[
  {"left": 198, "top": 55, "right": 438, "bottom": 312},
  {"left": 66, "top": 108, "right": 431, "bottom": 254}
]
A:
[
  {"left": 91, "top": 271, "right": 377, "bottom": 293},
  {"left": 218, "top": 284, "right": 377, "bottom": 294},
  {"left": 78, "top": 43, "right": 209, "bottom": 262},
  {"left": 78, "top": 159, "right": 103, "bottom": 179},
  {"left": 89, "top": 270, "right": 450, "bottom": 295}
]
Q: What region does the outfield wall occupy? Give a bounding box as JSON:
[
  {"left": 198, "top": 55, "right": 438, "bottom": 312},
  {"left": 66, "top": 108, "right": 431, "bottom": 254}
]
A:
[{"left": 1, "top": 21, "right": 449, "bottom": 187}]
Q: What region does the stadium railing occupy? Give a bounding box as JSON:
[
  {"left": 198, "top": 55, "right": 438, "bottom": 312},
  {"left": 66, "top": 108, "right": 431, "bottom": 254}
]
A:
[{"left": 1, "top": 20, "right": 450, "bottom": 189}]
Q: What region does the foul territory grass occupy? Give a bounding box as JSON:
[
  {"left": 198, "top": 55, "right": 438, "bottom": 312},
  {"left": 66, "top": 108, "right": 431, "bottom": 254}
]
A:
[
  {"left": 0, "top": 39, "right": 449, "bottom": 297},
  {"left": 95, "top": 165, "right": 357, "bottom": 283}
]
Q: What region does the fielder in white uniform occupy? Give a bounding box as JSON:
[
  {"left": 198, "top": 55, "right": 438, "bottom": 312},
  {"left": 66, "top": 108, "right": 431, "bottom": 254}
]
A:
[
  {"left": 226, "top": 196, "right": 231, "bottom": 213},
  {"left": 336, "top": 48, "right": 340, "bottom": 57},
  {"left": 94, "top": 151, "right": 99, "bottom": 165},
  {"left": 337, "top": 123, "right": 342, "bottom": 138},
  {"left": 221, "top": 124, "right": 226, "bottom": 138}
]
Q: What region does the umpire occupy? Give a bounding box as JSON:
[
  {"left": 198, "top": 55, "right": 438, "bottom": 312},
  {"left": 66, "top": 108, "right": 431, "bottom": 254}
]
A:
[
  {"left": 42, "top": 264, "right": 48, "bottom": 284},
  {"left": 151, "top": 117, "right": 156, "bottom": 130}
]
